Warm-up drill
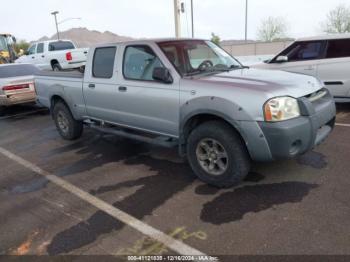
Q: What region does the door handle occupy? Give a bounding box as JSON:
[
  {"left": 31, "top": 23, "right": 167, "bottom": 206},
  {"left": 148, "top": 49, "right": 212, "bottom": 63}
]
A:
[
  {"left": 41, "top": 55, "right": 45, "bottom": 58},
  {"left": 118, "top": 86, "right": 127, "bottom": 92},
  {"left": 31, "top": 56, "right": 35, "bottom": 59},
  {"left": 88, "top": 83, "right": 95, "bottom": 89}
]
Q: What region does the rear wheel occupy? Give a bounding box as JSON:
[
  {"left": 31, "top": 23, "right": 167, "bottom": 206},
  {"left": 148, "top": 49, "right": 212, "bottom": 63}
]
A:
[
  {"left": 187, "top": 121, "right": 251, "bottom": 188},
  {"left": 52, "top": 102, "right": 83, "bottom": 140},
  {"left": 52, "top": 63, "right": 62, "bottom": 72}
]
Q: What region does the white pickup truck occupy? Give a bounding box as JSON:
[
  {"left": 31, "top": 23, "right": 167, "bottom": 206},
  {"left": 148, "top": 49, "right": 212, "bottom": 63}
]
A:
[{"left": 15, "top": 40, "right": 88, "bottom": 72}]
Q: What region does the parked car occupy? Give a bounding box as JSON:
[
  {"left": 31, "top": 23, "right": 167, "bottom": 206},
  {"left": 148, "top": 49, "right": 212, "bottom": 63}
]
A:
[
  {"left": 35, "top": 39, "right": 336, "bottom": 187},
  {"left": 253, "top": 34, "right": 350, "bottom": 102},
  {"left": 0, "top": 64, "right": 39, "bottom": 115},
  {"left": 15, "top": 40, "right": 88, "bottom": 72}
]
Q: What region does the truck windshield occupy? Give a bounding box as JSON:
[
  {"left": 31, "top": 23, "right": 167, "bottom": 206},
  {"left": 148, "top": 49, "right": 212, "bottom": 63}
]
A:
[{"left": 158, "top": 40, "right": 243, "bottom": 76}]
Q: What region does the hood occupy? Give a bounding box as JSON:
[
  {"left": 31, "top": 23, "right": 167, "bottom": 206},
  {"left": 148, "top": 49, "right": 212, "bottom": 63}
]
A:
[{"left": 195, "top": 68, "right": 322, "bottom": 98}]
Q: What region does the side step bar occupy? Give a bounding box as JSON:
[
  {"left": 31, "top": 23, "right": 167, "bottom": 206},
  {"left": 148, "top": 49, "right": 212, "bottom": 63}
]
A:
[{"left": 87, "top": 123, "right": 178, "bottom": 148}]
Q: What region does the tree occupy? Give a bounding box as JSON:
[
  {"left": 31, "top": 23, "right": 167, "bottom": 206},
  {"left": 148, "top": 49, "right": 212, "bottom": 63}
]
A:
[
  {"left": 15, "top": 40, "right": 30, "bottom": 55},
  {"left": 322, "top": 5, "right": 350, "bottom": 33},
  {"left": 257, "top": 16, "right": 288, "bottom": 42},
  {"left": 210, "top": 33, "right": 221, "bottom": 45}
]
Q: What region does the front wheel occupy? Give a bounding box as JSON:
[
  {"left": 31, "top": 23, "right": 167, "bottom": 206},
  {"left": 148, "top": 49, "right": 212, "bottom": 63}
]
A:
[
  {"left": 52, "top": 102, "right": 83, "bottom": 140},
  {"left": 187, "top": 121, "right": 251, "bottom": 188}
]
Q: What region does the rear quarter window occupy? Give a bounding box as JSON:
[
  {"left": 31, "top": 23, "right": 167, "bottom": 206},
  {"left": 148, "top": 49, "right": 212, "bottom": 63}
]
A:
[
  {"left": 92, "top": 47, "right": 117, "bottom": 79},
  {"left": 0, "top": 64, "right": 40, "bottom": 78}
]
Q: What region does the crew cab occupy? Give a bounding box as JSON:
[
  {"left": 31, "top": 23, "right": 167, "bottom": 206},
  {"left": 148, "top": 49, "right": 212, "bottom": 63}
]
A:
[
  {"left": 35, "top": 39, "right": 336, "bottom": 187},
  {"left": 15, "top": 40, "right": 88, "bottom": 72},
  {"left": 253, "top": 34, "right": 350, "bottom": 102}
]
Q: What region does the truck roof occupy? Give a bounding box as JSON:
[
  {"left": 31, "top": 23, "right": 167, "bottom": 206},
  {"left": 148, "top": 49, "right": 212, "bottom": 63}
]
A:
[
  {"left": 92, "top": 38, "right": 208, "bottom": 48},
  {"left": 297, "top": 33, "right": 350, "bottom": 41},
  {"left": 32, "top": 39, "right": 74, "bottom": 44}
]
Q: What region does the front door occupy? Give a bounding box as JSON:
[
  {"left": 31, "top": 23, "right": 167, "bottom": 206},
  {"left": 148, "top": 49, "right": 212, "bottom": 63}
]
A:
[
  {"left": 115, "top": 44, "right": 180, "bottom": 137},
  {"left": 268, "top": 40, "right": 327, "bottom": 77}
]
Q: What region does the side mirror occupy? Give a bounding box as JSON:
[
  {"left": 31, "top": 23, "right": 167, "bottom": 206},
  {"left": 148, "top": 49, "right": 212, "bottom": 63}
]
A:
[
  {"left": 276, "top": 55, "right": 288, "bottom": 63},
  {"left": 25, "top": 51, "right": 29, "bottom": 56},
  {"left": 12, "top": 36, "right": 17, "bottom": 43},
  {"left": 152, "top": 67, "right": 173, "bottom": 83}
]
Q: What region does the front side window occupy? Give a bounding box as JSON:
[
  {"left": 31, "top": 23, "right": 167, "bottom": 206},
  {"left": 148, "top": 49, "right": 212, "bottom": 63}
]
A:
[
  {"left": 123, "top": 45, "right": 164, "bottom": 81},
  {"left": 158, "top": 40, "right": 242, "bottom": 76},
  {"left": 277, "top": 41, "right": 326, "bottom": 62},
  {"left": 49, "top": 41, "right": 75, "bottom": 51},
  {"left": 92, "top": 47, "right": 117, "bottom": 78},
  {"left": 326, "top": 39, "right": 350, "bottom": 59},
  {"left": 27, "top": 44, "right": 36, "bottom": 55},
  {"left": 37, "top": 43, "right": 44, "bottom": 54}
]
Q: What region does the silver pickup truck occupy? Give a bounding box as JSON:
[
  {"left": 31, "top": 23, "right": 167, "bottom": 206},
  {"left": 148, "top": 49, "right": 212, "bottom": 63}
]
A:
[{"left": 35, "top": 39, "right": 336, "bottom": 187}]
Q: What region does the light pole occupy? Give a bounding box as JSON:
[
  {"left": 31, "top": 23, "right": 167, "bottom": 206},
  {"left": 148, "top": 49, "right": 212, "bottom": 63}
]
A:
[
  {"left": 245, "top": 0, "right": 248, "bottom": 42},
  {"left": 173, "top": 0, "right": 181, "bottom": 38},
  {"left": 191, "top": 0, "right": 194, "bottom": 38},
  {"left": 51, "top": 11, "right": 60, "bottom": 40}
]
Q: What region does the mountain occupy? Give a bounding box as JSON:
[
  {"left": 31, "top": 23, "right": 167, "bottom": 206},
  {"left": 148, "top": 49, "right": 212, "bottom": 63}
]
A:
[{"left": 37, "top": 27, "right": 134, "bottom": 47}]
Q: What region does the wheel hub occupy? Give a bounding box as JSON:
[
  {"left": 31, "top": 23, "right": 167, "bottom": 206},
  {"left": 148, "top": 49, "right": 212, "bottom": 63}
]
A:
[{"left": 196, "top": 138, "right": 228, "bottom": 176}]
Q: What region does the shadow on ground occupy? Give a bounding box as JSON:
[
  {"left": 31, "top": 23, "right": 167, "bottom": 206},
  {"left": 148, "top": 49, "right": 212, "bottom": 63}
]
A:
[{"left": 46, "top": 155, "right": 194, "bottom": 255}]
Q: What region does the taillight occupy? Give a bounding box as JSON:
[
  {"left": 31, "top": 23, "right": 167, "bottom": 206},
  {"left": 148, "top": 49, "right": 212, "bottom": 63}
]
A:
[
  {"left": 2, "top": 83, "right": 31, "bottom": 91},
  {"left": 66, "top": 52, "right": 72, "bottom": 61}
]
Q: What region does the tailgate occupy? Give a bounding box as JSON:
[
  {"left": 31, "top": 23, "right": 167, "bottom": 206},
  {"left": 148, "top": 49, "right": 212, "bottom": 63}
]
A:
[{"left": 68, "top": 48, "right": 88, "bottom": 63}]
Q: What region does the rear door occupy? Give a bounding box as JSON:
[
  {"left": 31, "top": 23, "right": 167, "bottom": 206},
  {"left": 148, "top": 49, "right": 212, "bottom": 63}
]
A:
[
  {"left": 268, "top": 41, "right": 327, "bottom": 76},
  {"left": 83, "top": 46, "right": 119, "bottom": 122},
  {"left": 317, "top": 38, "right": 350, "bottom": 98}
]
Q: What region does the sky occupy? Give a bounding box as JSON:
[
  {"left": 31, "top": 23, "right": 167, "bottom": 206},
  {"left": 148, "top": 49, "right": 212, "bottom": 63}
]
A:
[{"left": 2, "top": 0, "right": 350, "bottom": 42}]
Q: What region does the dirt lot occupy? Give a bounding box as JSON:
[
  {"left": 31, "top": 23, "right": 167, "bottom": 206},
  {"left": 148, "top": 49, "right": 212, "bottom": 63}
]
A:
[{"left": 0, "top": 104, "right": 350, "bottom": 260}]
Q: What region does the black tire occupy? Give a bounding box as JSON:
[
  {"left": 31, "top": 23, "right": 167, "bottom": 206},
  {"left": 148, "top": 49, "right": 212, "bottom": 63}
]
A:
[
  {"left": 52, "top": 101, "right": 83, "bottom": 140},
  {"left": 52, "top": 63, "right": 62, "bottom": 72},
  {"left": 187, "top": 121, "right": 251, "bottom": 188},
  {"left": 0, "top": 106, "right": 5, "bottom": 116}
]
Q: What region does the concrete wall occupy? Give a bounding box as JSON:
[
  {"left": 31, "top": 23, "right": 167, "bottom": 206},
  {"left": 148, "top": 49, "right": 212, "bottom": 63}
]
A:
[{"left": 221, "top": 41, "right": 293, "bottom": 57}]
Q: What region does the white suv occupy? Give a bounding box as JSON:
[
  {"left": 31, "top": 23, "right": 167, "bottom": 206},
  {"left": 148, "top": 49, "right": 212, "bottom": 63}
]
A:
[{"left": 253, "top": 34, "right": 350, "bottom": 102}]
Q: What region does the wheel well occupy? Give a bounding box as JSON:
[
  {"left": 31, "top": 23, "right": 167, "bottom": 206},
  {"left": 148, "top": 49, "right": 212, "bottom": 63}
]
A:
[
  {"left": 50, "top": 95, "right": 67, "bottom": 112},
  {"left": 180, "top": 113, "right": 246, "bottom": 155},
  {"left": 51, "top": 60, "right": 59, "bottom": 68}
]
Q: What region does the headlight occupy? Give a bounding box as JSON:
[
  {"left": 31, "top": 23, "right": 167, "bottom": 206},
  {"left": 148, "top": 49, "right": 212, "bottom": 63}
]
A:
[{"left": 264, "top": 96, "right": 300, "bottom": 122}]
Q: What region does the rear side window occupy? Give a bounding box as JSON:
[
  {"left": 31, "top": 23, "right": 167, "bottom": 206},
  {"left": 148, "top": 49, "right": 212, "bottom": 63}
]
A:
[
  {"left": 37, "top": 43, "right": 44, "bottom": 53},
  {"left": 92, "top": 47, "right": 117, "bottom": 78},
  {"left": 326, "top": 39, "right": 350, "bottom": 59},
  {"left": 123, "top": 45, "right": 164, "bottom": 81},
  {"left": 48, "top": 41, "right": 75, "bottom": 51},
  {"left": 0, "top": 64, "right": 40, "bottom": 78}
]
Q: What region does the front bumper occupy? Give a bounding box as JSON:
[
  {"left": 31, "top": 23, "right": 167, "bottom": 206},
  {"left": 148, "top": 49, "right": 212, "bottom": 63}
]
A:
[
  {"left": 257, "top": 89, "right": 336, "bottom": 160},
  {"left": 0, "top": 92, "right": 36, "bottom": 106}
]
